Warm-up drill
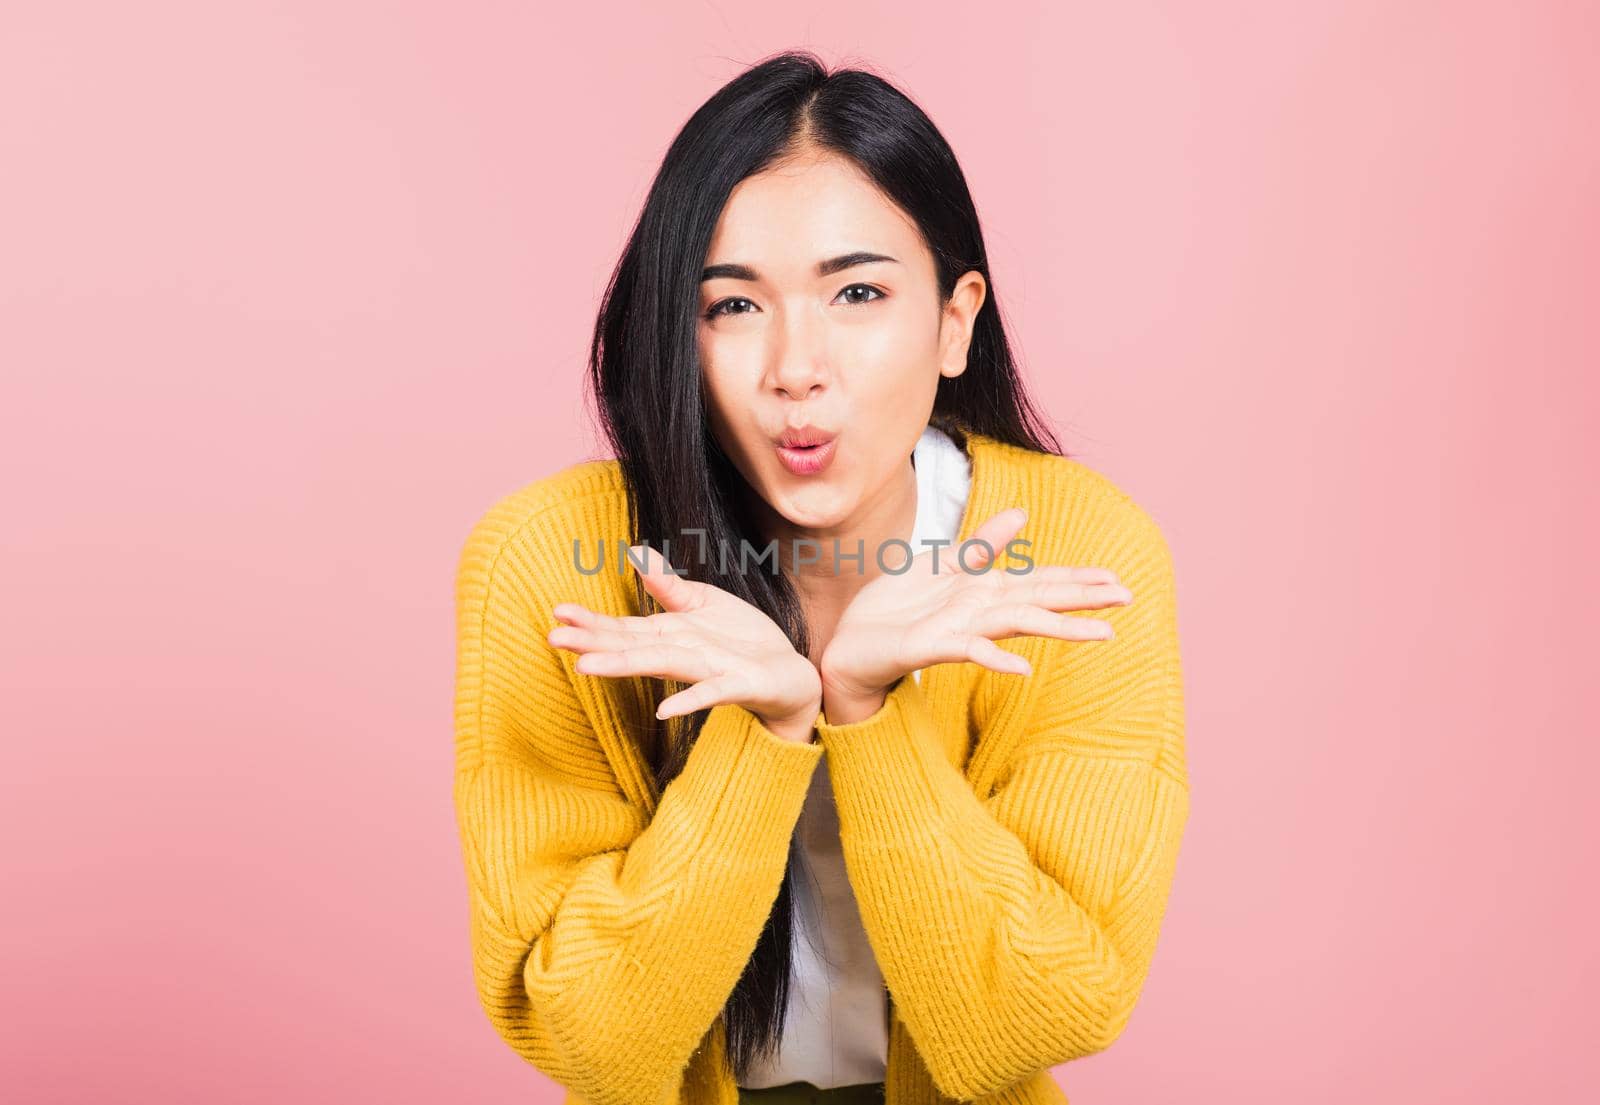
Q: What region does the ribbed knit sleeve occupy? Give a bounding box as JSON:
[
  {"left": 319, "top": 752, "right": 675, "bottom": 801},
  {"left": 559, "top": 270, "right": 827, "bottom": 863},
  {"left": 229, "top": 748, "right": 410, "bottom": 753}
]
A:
[
  {"left": 453, "top": 510, "right": 825, "bottom": 1105},
  {"left": 813, "top": 498, "right": 1188, "bottom": 1101}
]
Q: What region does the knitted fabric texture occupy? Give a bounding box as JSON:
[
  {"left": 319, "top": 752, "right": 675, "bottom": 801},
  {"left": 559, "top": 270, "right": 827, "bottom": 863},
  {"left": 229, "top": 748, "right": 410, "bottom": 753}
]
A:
[{"left": 452, "top": 431, "right": 1190, "bottom": 1105}]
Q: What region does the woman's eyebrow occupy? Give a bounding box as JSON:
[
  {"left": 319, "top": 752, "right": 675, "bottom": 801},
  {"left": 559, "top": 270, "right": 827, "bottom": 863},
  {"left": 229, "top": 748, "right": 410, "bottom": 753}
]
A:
[{"left": 700, "top": 252, "right": 900, "bottom": 282}]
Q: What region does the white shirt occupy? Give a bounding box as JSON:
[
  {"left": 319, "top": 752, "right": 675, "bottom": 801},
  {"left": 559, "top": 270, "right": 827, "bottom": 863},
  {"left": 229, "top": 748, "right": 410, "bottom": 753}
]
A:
[{"left": 738, "top": 424, "right": 973, "bottom": 1089}]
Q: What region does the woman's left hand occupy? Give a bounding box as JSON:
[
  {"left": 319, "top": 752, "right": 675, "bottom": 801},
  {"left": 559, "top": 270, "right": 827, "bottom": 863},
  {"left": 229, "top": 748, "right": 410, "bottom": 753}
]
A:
[{"left": 817, "top": 507, "right": 1134, "bottom": 718}]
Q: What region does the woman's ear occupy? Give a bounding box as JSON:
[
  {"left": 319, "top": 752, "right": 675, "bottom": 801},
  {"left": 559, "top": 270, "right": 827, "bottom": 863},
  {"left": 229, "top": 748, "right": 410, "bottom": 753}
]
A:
[{"left": 938, "top": 270, "right": 988, "bottom": 379}]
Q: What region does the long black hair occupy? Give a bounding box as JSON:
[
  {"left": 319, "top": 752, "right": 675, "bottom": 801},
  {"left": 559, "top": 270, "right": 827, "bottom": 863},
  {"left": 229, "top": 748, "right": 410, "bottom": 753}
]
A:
[{"left": 585, "top": 49, "right": 1063, "bottom": 1080}]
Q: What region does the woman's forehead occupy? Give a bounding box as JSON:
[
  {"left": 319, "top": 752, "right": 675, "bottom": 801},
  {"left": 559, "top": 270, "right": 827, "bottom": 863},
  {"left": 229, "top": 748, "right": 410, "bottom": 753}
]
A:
[{"left": 706, "top": 157, "right": 926, "bottom": 276}]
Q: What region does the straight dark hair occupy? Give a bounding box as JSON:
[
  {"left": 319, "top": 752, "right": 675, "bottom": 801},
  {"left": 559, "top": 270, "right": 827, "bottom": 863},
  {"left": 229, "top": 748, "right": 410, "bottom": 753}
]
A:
[{"left": 585, "top": 49, "right": 1063, "bottom": 1081}]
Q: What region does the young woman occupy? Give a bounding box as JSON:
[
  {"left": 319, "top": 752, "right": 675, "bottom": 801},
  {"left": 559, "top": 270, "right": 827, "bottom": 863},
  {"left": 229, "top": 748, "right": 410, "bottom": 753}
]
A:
[{"left": 453, "top": 52, "right": 1189, "bottom": 1105}]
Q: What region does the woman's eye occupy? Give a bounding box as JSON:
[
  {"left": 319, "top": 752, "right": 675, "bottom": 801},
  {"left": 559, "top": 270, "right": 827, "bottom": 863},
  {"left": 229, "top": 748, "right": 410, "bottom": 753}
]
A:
[
  {"left": 704, "top": 286, "right": 884, "bottom": 320},
  {"left": 836, "top": 283, "right": 885, "bottom": 306},
  {"left": 704, "top": 297, "right": 756, "bottom": 320}
]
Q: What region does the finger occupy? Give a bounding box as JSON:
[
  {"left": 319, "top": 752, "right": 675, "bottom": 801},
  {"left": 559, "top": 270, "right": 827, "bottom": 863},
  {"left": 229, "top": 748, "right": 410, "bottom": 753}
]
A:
[
  {"left": 551, "top": 603, "right": 596, "bottom": 626},
  {"left": 1006, "top": 578, "right": 1132, "bottom": 612},
  {"left": 626, "top": 545, "right": 700, "bottom": 614},
  {"left": 963, "top": 636, "right": 1033, "bottom": 676},
  {"left": 1013, "top": 564, "right": 1123, "bottom": 587},
  {"left": 655, "top": 674, "right": 744, "bottom": 720},
  {"left": 574, "top": 640, "right": 719, "bottom": 683},
  {"left": 547, "top": 623, "right": 652, "bottom": 655},
  {"left": 552, "top": 603, "right": 664, "bottom": 635},
  {"left": 977, "top": 603, "right": 1116, "bottom": 642},
  {"left": 949, "top": 507, "right": 1028, "bottom": 573}
]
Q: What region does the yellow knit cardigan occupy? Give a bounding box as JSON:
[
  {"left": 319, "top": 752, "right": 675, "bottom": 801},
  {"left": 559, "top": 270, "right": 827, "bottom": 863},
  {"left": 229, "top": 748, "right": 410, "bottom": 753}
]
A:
[{"left": 453, "top": 431, "right": 1189, "bottom": 1105}]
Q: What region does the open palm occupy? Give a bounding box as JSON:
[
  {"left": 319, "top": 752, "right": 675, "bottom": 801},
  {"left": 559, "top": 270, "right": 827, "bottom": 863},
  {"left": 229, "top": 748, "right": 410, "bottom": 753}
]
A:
[
  {"left": 817, "top": 507, "right": 1134, "bottom": 699},
  {"left": 547, "top": 544, "right": 822, "bottom": 736}
]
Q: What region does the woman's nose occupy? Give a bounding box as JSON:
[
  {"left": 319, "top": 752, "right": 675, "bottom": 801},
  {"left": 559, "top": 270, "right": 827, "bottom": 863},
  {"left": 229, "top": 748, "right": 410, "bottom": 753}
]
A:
[
  {"left": 769, "top": 309, "right": 829, "bottom": 398},
  {"left": 773, "top": 364, "right": 825, "bottom": 399}
]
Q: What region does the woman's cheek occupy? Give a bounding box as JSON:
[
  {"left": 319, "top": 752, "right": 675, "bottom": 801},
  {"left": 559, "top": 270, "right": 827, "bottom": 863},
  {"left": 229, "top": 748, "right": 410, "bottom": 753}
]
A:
[{"left": 847, "top": 316, "right": 938, "bottom": 400}]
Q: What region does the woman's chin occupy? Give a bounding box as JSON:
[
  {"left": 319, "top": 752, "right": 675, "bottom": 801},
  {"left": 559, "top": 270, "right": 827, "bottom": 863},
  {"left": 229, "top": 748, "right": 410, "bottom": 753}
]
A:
[{"left": 765, "top": 484, "right": 852, "bottom": 531}]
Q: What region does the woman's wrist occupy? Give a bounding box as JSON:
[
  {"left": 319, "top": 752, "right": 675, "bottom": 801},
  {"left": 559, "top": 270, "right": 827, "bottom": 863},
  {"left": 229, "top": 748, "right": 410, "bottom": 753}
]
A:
[
  {"left": 746, "top": 650, "right": 824, "bottom": 743},
  {"left": 818, "top": 659, "right": 893, "bottom": 726},
  {"left": 818, "top": 647, "right": 891, "bottom": 699},
  {"left": 819, "top": 685, "right": 888, "bottom": 726},
  {"left": 754, "top": 700, "right": 821, "bottom": 743}
]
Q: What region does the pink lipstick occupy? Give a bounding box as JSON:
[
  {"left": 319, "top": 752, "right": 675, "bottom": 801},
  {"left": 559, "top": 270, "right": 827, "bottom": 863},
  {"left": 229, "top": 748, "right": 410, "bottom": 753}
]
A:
[{"left": 774, "top": 427, "right": 838, "bottom": 476}]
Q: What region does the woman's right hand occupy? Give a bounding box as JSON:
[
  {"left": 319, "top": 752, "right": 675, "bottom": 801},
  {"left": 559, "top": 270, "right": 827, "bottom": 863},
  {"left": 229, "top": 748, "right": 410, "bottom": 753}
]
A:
[{"left": 546, "top": 544, "right": 823, "bottom": 743}]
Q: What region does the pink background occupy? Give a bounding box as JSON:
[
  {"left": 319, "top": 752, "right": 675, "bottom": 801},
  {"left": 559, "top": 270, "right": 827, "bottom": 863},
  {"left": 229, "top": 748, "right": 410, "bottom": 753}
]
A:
[{"left": 3, "top": 3, "right": 1596, "bottom": 1102}]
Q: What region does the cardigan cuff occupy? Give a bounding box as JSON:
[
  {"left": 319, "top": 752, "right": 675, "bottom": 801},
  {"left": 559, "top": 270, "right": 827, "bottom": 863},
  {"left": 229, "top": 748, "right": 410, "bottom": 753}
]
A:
[
  {"left": 670, "top": 701, "right": 824, "bottom": 868},
  {"left": 814, "top": 674, "right": 970, "bottom": 847}
]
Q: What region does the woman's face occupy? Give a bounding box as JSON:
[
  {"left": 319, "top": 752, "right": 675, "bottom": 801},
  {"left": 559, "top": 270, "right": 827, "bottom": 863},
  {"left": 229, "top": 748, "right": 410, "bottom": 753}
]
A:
[{"left": 698, "top": 148, "right": 986, "bottom": 534}]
